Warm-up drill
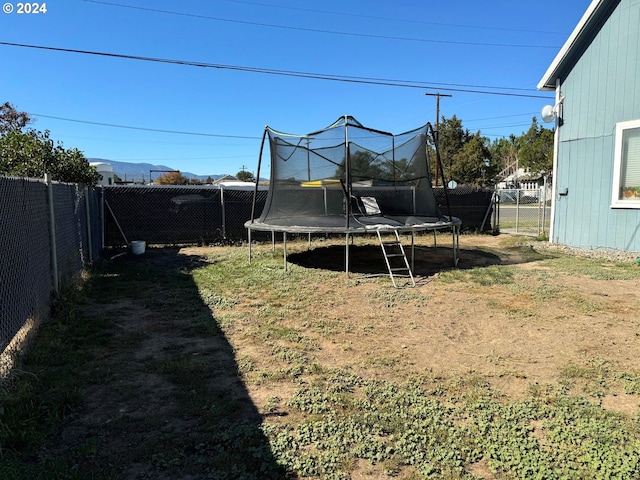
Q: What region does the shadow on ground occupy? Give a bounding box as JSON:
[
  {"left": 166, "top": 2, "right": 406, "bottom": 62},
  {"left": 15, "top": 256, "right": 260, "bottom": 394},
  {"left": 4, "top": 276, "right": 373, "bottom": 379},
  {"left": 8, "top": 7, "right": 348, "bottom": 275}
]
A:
[
  {"left": 287, "top": 244, "right": 510, "bottom": 278},
  {"left": 35, "top": 248, "right": 288, "bottom": 479}
]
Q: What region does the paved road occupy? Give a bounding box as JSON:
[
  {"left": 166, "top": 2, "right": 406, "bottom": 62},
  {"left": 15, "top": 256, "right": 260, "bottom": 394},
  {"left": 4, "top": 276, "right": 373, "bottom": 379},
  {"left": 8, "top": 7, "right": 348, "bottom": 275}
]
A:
[{"left": 498, "top": 204, "right": 551, "bottom": 234}]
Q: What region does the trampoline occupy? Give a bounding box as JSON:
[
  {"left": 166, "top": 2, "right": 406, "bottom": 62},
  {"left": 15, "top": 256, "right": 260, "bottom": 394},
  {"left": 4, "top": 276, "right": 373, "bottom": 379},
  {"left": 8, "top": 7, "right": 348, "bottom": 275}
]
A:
[{"left": 245, "top": 115, "right": 461, "bottom": 277}]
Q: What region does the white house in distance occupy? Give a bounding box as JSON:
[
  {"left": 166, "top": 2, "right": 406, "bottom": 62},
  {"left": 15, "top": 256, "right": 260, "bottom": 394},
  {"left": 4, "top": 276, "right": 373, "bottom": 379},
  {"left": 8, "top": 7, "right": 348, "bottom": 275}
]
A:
[
  {"left": 538, "top": 0, "right": 639, "bottom": 253},
  {"left": 90, "top": 162, "right": 115, "bottom": 186}
]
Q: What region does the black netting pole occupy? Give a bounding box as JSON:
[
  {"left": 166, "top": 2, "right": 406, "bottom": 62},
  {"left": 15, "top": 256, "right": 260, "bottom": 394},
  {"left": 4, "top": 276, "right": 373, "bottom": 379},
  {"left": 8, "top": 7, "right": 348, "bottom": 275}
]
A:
[
  {"left": 344, "top": 115, "right": 351, "bottom": 229},
  {"left": 306, "top": 137, "right": 311, "bottom": 182},
  {"left": 250, "top": 128, "right": 268, "bottom": 224},
  {"left": 427, "top": 123, "right": 453, "bottom": 223},
  {"left": 392, "top": 135, "right": 397, "bottom": 191}
]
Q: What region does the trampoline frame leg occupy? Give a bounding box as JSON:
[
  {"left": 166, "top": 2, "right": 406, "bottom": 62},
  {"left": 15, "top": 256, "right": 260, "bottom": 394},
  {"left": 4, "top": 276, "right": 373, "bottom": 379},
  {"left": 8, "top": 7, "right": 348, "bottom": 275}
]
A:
[
  {"left": 452, "top": 226, "right": 460, "bottom": 267},
  {"left": 345, "top": 233, "right": 350, "bottom": 279},
  {"left": 283, "top": 232, "right": 288, "bottom": 271},
  {"left": 411, "top": 231, "right": 415, "bottom": 272}
]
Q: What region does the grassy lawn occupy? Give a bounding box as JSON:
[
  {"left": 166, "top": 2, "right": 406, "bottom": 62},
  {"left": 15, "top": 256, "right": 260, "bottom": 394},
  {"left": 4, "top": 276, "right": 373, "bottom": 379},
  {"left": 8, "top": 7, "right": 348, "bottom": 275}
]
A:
[{"left": 1, "top": 234, "right": 640, "bottom": 479}]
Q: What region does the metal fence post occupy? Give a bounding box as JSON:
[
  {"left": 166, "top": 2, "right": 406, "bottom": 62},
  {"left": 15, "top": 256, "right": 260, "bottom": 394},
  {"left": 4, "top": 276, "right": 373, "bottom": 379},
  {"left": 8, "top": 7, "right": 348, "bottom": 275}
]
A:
[
  {"left": 45, "top": 173, "right": 59, "bottom": 293},
  {"left": 220, "top": 186, "right": 226, "bottom": 238},
  {"left": 84, "top": 186, "right": 93, "bottom": 263},
  {"left": 515, "top": 191, "right": 520, "bottom": 235},
  {"left": 537, "top": 189, "right": 542, "bottom": 236},
  {"left": 100, "top": 187, "right": 105, "bottom": 249},
  {"left": 542, "top": 176, "right": 548, "bottom": 236},
  {"left": 494, "top": 192, "right": 500, "bottom": 232}
]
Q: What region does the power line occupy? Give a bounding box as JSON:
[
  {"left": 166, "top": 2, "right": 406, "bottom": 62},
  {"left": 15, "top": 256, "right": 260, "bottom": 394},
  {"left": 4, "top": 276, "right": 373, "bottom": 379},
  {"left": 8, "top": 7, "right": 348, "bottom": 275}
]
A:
[
  {"left": 107, "top": 155, "right": 253, "bottom": 162},
  {"left": 31, "top": 109, "right": 539, "bottom": 150},
  {"left": 477, "top": 122, "right": 533, "bottom": 130},
  {"left": 33, "top": 110, "right": 535, "bottom": 144},
  {"left": 465, "top": 112, "right": 539, "bottom": 122},
  {"left": 0, "top": 41, "right": 554, "bottom": 99},
  {"left": 31, "top": 112, "right": 262, "bottom": 139},
  {"left": 81, "top": 0, "right": 561, "bottom": 50},
  {"left": 223, "top": 0, "right": 569, "bottom": 35},
  {"left": 483, "top": 132, "right": 526, "bottom": 138}
]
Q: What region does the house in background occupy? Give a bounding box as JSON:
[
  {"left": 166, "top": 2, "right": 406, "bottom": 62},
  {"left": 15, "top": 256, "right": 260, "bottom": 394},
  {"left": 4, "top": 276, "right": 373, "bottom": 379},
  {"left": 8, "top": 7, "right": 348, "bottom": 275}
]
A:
[
  {"left": 495, "top": 166, "right": 547, "bottom": 190},
  {"left": 538, "top": 0, "right": 639, "bottom": 252},
  {"left": 90, "top": 161, "right": 115, "bottom": 186}
]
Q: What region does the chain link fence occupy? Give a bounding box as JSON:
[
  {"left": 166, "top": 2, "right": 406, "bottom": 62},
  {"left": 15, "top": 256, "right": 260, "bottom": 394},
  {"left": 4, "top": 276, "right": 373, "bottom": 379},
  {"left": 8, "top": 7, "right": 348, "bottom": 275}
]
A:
[
  {"left": 1, "top": 179, "right": 496, "bottom": 377},
  {"left": 53, "top": 182, "right": 103, "bottom": 284},
  {"left": 104, "top": 185, "right": 269, "bottom": 246},
  {"left": 496, "top": 188, "right": 551, "bottom": 237},
  {"left": 1, "top": 176, "right": 102, "bottom": 379},
  {"left": 433, "top": 186, "right": 494, "bottom": 232},
  {"left": 103, "top": 185, "right": 494, "bottom": 247}
]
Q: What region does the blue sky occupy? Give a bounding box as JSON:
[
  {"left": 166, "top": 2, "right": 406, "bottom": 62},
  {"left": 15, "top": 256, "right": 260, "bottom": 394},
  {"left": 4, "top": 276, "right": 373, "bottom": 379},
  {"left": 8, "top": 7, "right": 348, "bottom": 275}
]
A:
[{"left": 1, "top": 0, "right": 591, "bottom": 177}]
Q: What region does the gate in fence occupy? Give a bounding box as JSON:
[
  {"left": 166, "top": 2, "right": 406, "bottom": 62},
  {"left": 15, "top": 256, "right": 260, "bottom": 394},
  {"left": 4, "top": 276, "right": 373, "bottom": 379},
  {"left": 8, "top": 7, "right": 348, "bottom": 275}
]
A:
[{"left": 496, "top": 187, "right": 551, "bottom": 237}]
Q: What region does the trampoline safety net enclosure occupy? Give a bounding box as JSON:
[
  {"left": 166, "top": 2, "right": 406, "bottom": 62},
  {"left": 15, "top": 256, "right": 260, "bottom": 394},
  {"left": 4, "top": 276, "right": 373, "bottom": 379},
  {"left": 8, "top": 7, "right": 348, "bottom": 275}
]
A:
[{"left": 246, "top": 115, "right": 461, "bottom": 236}]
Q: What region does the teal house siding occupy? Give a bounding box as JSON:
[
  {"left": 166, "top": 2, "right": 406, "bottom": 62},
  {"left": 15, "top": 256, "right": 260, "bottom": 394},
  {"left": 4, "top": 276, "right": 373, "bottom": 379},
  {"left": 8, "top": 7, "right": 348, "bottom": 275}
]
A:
[{"left": 539, "top": 0, "right": 640, "bottom": 253}]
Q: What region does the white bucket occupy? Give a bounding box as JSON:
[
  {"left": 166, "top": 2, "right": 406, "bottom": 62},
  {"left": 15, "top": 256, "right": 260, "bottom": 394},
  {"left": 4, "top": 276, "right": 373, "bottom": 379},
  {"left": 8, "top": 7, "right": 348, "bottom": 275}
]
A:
[{"left": 131, "top": 241, "right": 146, "bottom": 255}]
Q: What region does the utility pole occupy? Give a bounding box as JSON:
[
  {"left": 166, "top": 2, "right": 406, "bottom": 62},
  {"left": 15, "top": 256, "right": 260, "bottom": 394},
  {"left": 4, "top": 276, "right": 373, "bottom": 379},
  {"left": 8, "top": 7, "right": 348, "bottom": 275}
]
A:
[{"left": 425, "top": 92, "right": 452, "bottom": 186}]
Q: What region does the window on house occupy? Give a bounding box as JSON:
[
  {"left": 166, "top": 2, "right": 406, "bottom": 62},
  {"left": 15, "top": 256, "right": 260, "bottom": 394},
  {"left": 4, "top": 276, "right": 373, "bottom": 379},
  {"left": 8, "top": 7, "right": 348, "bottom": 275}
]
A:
[{"left": 612, "top": 119, "right": 640, "bottom": 208}]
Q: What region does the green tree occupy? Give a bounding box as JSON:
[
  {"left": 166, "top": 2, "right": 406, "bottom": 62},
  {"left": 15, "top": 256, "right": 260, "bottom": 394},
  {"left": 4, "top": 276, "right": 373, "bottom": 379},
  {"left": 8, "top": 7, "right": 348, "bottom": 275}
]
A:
[
  {"left": 236, "top": 169, "right": 255, "bottom": 182},
  {"left": 0, "top": 129, "right": 100, "bottom": 185},
  {"left": 518, "top": 117, "right": 554, "bottom": 175},
  {"left": 451, "top": 133, "right": 495, "bottom": 186},
  {"left": 156, "top": 171, "right": 189, "bottom": 185},
  {"left": 0, "top": 101, "right": 31, "bottom": 133},
  {"left": 434, "top": 115, "right": 469, "bottom": 182},
  {"left": 0, "top": 103, "right": 99, "bottom": 185},
  {"left": 491, "top": 134, "right": 520, "bottom": 174}
]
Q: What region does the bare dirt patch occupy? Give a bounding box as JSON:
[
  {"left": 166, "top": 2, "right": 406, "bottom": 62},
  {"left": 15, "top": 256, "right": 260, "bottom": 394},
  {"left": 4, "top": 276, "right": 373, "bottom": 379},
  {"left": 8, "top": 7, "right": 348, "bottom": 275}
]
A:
[{"left": 235, "top": 235, "right": 640, "bottom": 402}]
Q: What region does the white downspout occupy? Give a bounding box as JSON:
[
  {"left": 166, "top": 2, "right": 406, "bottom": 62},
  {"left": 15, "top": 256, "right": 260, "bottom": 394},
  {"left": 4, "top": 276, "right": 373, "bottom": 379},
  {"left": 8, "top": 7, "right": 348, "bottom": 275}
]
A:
[{"left": 549, "top": 78, "right": 562, "bottom": 242}]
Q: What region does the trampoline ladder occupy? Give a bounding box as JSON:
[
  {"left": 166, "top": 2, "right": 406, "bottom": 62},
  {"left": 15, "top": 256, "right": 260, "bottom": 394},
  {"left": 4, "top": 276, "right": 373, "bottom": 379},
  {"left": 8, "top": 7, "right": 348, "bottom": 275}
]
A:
[{"left": 377, "top": 230, "right": 415, "bottom": 288}]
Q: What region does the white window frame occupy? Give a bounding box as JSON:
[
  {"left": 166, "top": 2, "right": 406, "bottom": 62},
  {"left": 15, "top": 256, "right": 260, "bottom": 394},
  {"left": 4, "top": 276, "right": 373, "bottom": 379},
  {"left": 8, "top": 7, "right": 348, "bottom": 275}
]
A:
[{"left": 611, "top": 119, "right": 640, "bottom": 209}]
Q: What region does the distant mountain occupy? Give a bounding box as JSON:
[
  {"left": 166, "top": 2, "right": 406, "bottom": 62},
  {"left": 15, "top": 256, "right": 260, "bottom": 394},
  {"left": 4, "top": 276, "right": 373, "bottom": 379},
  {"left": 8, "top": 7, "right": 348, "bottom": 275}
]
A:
[{"left": 88, "top": 158, "right": 230, "bottom": 183}]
